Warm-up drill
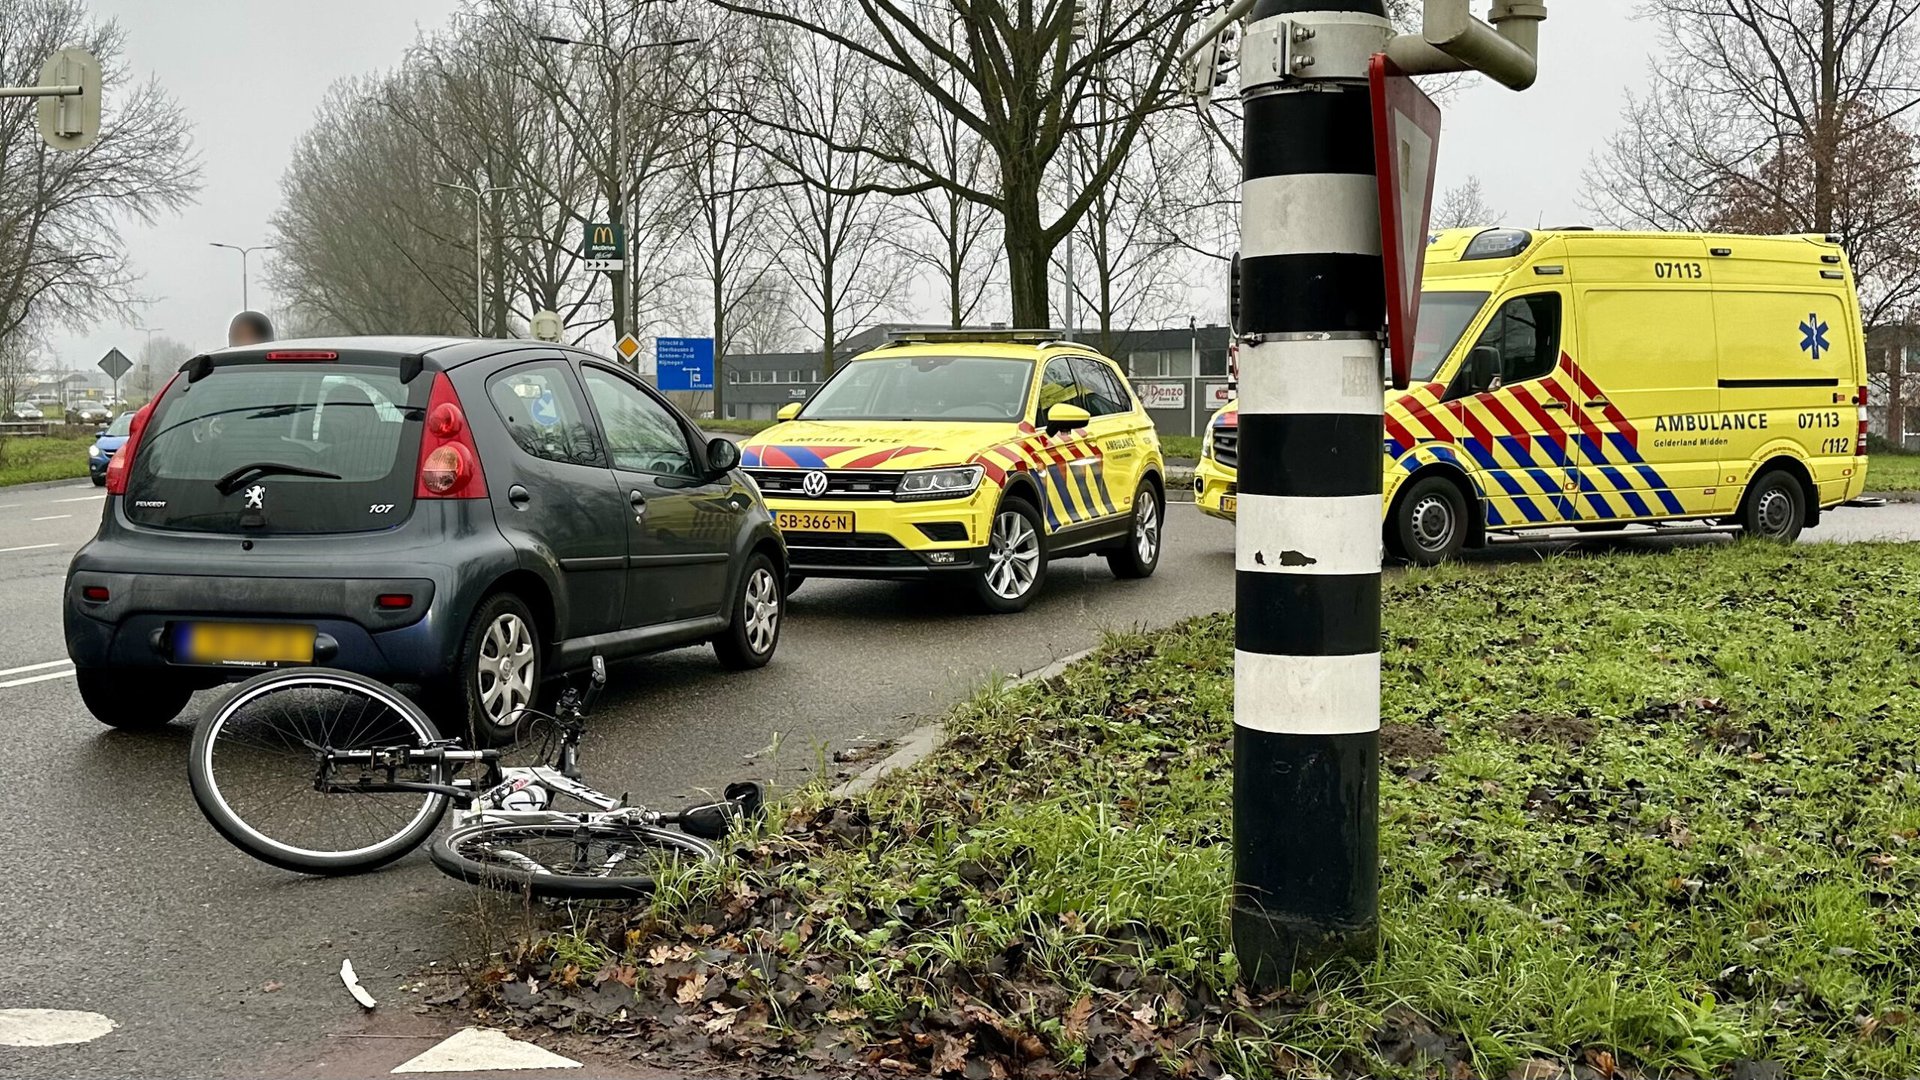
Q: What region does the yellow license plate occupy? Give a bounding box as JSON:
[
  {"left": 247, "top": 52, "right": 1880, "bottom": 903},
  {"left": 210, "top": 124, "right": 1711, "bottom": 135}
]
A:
[
  {"left": 179, "top": 623, "right": 315, "bottom": 666},
  {"left": 1221, "top": 495, "right": 1237, "bottom": 515},
  {"left": 775, "top": 510, "right": 854, "bottom": 533}
]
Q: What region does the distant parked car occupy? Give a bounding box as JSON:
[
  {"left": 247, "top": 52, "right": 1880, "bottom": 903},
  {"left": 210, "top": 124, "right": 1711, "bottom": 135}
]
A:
[
  {"left": 8, "top": 402, "right": 45, "bottom": 420},
  {"left": 87, "top": 411, "right": 132, "bottom": 486},
  {"left": 71, "top": 401, "right": 112, "bottom": 424},
  {"left": 26, "top": 393, "right": 59, "bottom": 406}
]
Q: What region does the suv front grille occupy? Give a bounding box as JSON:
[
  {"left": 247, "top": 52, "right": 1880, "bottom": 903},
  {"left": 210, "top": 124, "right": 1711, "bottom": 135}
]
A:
[
  {"left": 1212, "top": 428, "right": 1238, "bottom": 470},
  {"left": 783, "top": 532, "right": 921, "bottom": 568},
  {"left": 748, "top": 468, "right": 903, "bottom": 499}
]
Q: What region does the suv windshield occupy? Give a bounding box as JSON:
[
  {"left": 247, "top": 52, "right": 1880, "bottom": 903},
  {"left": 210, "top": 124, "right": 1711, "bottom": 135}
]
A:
[
  {"left": 1411, "top": 292, "right": 1492, "bottom": 383},
  {"left": 125, "top": 361, "right": 428, "bottom": 534},
  {"left": 105, "top": 412, "right": 133, "bottom": 437},
  {"left": 802, "top": 355, "right": 1033, "bottom": 422}
]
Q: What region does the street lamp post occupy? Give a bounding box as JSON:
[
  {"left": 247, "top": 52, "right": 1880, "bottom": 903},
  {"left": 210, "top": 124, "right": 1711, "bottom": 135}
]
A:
[
  {"left": 209, "top": 243, "right": 274, "bottom": 311},
  {"left": 437, "top": 173, "right": 517, "bottom": 337}
]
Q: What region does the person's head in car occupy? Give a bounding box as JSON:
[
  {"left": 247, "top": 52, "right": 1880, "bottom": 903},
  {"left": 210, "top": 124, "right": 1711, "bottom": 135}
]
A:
[{"left": 228, "top": 311, "right": 274, "bottom": 348}]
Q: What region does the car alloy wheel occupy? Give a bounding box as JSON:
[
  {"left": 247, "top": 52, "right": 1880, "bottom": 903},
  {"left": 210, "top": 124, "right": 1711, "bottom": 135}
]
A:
[
  {"left": 986, "top": 508, "right": 1042, "bottom": 600},
  {"left": 477, "top": 611, "right": 536, "bottom": 727},
  {"left": 1134, "top": 491, "right": 1161, "bottom": 565},
  {"left": 742, "top": 565, "right": 780, "bottom": 656}
]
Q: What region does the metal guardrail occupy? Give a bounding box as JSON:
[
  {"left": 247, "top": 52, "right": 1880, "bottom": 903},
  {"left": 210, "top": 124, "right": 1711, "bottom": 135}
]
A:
[{"left": 0, "top": 421, "right": 54, "bottom": 437}]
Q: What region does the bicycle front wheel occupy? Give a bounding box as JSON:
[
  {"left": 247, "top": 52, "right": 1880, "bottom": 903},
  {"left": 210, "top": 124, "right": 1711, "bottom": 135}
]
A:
[
  {"left": 189, "top": 668, "right": 450, "bottom": 875},
  {"left": 428, "top": 820, "right": 716, "bottom": 899}
]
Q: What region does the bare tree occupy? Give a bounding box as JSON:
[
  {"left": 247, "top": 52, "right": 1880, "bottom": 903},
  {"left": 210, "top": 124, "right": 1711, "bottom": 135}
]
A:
[
  {"left": 712, "top": 0, "right": 1209, "bottom": 327},
  {"left": 1584, "top": 0, "right": 1920, "bottom": 324},
  {"left": 0, "top": 0, "right": 199, "bottom": 353},
  {"left": 761, "top": 22, "right": 915, "bottom": 373},
  {"left": 1433, "top": 175, "right": 1503, "bottom": 229},
  {"left": 131, "top": 333, "right": 190, "bottom": 402}
]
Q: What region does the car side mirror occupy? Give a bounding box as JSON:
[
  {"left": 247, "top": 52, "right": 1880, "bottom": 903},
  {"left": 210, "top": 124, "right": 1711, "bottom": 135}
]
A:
[
  {"left": 1469, "top": 346, "right": 1501, "bottom": 393},
  {"left": 1045, "top": 403, "right": 1091, "bottom": 434},
  {"left": 706, "top": 436, "right": 741, "bottom": 475},
  {"left": 776, "top": 402, "right": 802, "bottom": 422}
]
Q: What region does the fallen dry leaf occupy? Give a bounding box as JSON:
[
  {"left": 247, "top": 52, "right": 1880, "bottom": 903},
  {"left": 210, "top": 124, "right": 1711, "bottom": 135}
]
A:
[
  {"left": 260, "top": 981, "right": 283, "bottom": 993},
  {"left": 1063, "top": 995, "right": 1093, "bottom": 1043},
  {"left": 930, "top": 1032, "right": 973, "bottom": 1075},
  {"left": 675, "top": 973, "right": 709, "bottom": 1006}
]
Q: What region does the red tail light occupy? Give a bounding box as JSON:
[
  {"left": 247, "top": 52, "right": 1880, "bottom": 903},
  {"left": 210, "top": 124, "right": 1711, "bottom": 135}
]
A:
[
  {"left": 82, "top": 585, "right": 109, "bottom": 603},
  {"left": 415, "top": 373, "right": 487, "bottom": 499},
  {"left": 375, "top": 593, "right": 413, "bottom": 610},
  {"left": 265, "top": 350, "right": 338, "bottom": 361},
  {"left": 104, "top": 376, "right": 177, "bottom": 495}
]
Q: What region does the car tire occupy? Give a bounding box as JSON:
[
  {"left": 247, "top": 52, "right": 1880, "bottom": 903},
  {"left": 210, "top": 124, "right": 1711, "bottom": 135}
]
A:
[
  {"left": 715, "top": 552, "right": 782, "bottom": 671},
  {"left": 1391, "top": 476, "right": 1469, "bottom": 566},
  {"left": 1739, "top": 469, "right": 1806, "bottom": 544},
  {"left": 972, "top": 497, "right": 1048, "bottom": 614},
  {"left": 77, "top": 666, "right": 193, "bottom": 731},
  {"left": 1105, "top": 480, "right": 1163, "bottom": 579},
  {"left": 452, "top": 593, "right": 542, "bottom": 748},
  {"left": 90, "top": 474, "right": 106, "bottom": 488}
]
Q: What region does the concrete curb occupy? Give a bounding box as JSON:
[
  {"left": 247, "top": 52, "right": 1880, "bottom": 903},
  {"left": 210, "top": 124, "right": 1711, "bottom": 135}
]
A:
[
  {"left": 830, "top": 645, "right": 1099, "bottom": 799},
  {"left": 0, "top": 476, "right": 97, "bottom": 494}
]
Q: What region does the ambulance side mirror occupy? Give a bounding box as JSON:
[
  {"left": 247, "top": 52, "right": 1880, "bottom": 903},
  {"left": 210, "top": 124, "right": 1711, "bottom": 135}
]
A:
[
  {"left": 776, "top": 402, "right": 802, "bottom": 422},
  {"left": 1469, "top": 346, "right": 1501, "bottom": 393}
]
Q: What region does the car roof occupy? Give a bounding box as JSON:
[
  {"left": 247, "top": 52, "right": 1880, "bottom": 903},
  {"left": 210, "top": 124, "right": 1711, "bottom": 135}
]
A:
[{"left": 854, "top": 340, "right": 1115, "bottom": 364}]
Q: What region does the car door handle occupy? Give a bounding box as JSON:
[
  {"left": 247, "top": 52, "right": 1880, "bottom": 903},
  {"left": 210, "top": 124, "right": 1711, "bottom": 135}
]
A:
[
  {"left": 508, "top": 484, "right": 531, "bottom": 509},
  {"left": 629, "top": 490, "right": 647, "bottom": 519},
  {"left": 1540, "top": 401, "right": 1567, "bottom": 410},
  {"left": 1584, "top": 399, "right": 1610, "bottom": 409}
]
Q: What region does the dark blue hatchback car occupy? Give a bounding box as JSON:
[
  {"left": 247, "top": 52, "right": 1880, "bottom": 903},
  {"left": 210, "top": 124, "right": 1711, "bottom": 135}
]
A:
[
  {"left": 65, "top": 337, "right": 787, "bottom": 742},
  {"left": 87, "top": 411, "right": 133, "bottom": 486}
]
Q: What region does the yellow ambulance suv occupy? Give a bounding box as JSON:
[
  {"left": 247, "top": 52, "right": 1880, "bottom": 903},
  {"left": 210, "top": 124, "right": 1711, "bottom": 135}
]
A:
[
  {"left": 740, "top": 331, "right": 1167, "bottom": 612},
  {"left": 1196, "top": 228, "right": 1870, "bottom": 563}
]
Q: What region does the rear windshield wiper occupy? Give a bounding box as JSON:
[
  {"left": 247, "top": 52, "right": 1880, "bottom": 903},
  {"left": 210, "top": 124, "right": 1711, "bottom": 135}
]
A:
[{"left": 214, "top": 462, "right": 344, "bottom": 495}]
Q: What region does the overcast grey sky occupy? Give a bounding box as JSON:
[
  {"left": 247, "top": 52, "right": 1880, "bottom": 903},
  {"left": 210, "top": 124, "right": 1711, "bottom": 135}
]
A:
[{"left": 45, "top": 1, "right": 1658, "bottom": 377}]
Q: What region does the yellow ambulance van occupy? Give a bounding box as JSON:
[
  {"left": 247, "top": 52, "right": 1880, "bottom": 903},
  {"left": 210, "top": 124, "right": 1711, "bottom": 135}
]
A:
[{"left": 1195, "top": 228, "right": 1871, "bottom": 563}]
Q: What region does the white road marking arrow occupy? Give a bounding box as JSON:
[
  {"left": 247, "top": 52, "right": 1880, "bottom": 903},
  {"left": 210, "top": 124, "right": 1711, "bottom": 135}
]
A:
[{"left": 390, "top": 1027, "right": 582, "bottom": 1073}]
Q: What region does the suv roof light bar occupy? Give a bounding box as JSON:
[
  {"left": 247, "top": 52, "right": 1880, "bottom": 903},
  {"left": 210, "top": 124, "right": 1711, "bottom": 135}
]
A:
[{"left": 886, "top": 328, "right": 1071, "bottom": 345}]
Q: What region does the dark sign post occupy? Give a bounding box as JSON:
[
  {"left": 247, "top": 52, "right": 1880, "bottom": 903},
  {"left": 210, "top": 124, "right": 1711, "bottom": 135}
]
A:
[{"left": 98, "top": 347, "right": 131, "bottom": 407}]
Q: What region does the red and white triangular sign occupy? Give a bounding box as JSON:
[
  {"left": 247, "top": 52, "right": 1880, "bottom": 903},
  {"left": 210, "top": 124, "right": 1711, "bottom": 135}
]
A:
[{"left": 1371, "top": 56, "right": 1443, "bottom": 391}]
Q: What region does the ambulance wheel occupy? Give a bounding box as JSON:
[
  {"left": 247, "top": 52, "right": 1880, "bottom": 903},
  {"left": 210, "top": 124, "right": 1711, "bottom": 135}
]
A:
[
  {"left": 1391, "top": 476, "right": 1468, "bottom": 566},
  {"left": 972, "top": 497, "right": 1047, "bottom": 613},
  {"left": 1740, "top": 469, "right": 1806, "bottom": 544}
]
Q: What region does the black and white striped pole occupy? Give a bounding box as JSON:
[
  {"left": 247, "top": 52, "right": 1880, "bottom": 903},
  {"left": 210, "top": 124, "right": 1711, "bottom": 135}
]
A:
[
  {"left": 1232, "top": 0, "right": 1393, "bottom": 978},
  {"left": 1185, "top": 0, "right": 1548, "bottom": 983}
]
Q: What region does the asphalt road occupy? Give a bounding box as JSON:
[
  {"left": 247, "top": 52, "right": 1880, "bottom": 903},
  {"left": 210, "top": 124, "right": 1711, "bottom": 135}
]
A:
[{"left": 4, "top": 481, "right": 1919, "bottom": 1079}]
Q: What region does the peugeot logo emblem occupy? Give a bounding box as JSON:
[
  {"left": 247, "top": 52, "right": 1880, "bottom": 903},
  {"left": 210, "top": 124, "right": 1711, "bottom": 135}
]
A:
[
  {"left": 801, "top": 470, "right": 829, "bottom": 498},
  {"left": 243, "top": 484, "right": 266, "bottom": 510}
]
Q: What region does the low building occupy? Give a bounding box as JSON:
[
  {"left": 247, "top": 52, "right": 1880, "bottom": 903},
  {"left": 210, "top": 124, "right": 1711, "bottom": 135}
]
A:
[
  {"left": 718, "top": 322, "right": 1235, "bottom": 436},
  {"left": 1867, "top": 325, "right": 1919, "bottom": 450}
]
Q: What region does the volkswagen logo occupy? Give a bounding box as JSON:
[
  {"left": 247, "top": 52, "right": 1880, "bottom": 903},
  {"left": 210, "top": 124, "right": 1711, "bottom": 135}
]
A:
[{"left": 801, "top": 470, "right": 830, "bottom": 498}]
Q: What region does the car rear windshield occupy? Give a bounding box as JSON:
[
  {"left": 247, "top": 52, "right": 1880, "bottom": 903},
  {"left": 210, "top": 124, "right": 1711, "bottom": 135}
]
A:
[
  {"left": 802, "top": 355, "right": 1033, "bottom": 422},
  {"left": 124, "top": 361, "right": 429, "bottom": 534}
]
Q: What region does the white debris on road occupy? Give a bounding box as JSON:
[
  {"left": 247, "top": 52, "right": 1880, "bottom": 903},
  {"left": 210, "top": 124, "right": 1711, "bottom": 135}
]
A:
[{"left": 340, "top": 959, "right": 378, "bottom": 1009}]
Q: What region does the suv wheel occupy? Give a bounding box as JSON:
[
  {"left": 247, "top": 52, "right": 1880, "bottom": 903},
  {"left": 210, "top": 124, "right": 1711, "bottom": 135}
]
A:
[
  {"left": 456, "top": 593, "right": 541, "bottom": 747},
  {"left": 716, "top": 553, "right": 782, "bottom": 670},
  {"left": 972, "top": 498, "right": 1047, "bottom": 613},
  {"left": 78, "top": 667, "right": 193, "bottom": 731},
  {"left": 1106, "top": 480, "right": 1162, "bottom": 579}
]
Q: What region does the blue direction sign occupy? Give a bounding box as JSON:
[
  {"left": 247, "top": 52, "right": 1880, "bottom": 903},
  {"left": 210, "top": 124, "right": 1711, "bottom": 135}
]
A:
[{"left": 655, "top": 337, "right": 715, "bottom": 391}]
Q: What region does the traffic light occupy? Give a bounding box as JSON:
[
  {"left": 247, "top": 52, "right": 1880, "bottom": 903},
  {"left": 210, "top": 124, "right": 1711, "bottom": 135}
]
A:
[
  {"left": 1069, "top": 1, "right": 1088, "bottom": 41},
  {"left": 1187, "top": 23, "right": 1236, "bottom": 99}
]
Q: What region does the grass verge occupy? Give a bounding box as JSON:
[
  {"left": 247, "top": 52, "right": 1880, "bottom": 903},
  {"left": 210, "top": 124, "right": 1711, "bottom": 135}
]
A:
[
  {"left": 481, "top": 542, "right": 1920, "bottom": 1079},
  {"left": 701, "top": 419, "right": 777, "bottom": 436},
  {"left": 1159, "top": 434, "right": 1202, "bottom": 462},
  {"left": 1867, "top": 451, "right": 1920, "bottom": 495},
  {"left": 0, "top": 432, "right": 94, "bottom": 487}
]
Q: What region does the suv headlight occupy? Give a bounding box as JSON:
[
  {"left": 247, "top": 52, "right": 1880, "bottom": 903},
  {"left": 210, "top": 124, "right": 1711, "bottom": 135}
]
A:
[
  {"left": 1202, "top": 426, "right": 1216, "bottom": 460},
  {"left": 895, "top": 465, "right": 984, "bottom": 501},
  {"left": 88, "top": 442, "right": 104, "bottom": 460}
]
